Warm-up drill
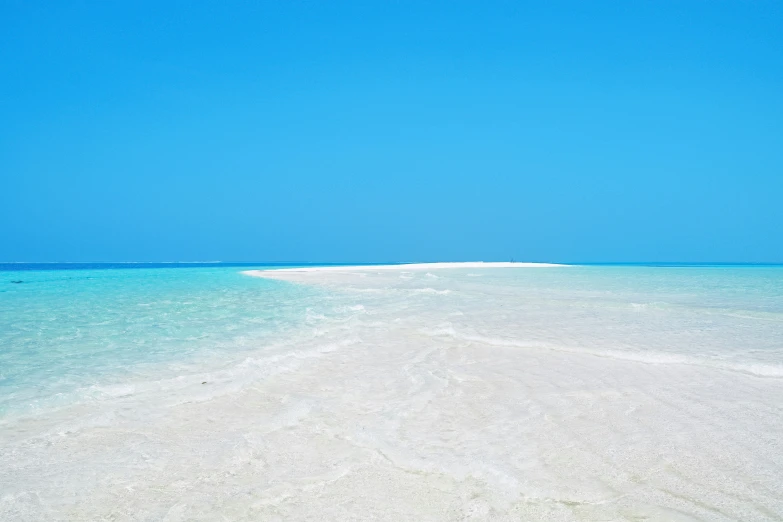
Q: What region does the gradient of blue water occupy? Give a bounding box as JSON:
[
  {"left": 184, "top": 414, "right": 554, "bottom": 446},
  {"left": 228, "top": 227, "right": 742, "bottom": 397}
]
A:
[{"left": 0, "top": 265, "right": 324, "bottom": 416}]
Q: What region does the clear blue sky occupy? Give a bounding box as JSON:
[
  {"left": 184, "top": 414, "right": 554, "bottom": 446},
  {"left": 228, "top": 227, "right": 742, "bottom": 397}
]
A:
[{"left": 2, "top": 1, "right": 781, "bottom": 263}]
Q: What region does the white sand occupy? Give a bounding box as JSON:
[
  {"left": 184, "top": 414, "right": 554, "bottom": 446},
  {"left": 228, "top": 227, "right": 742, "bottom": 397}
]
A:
[
  {"left": 3, "top": 265, "right": 780, "bottom": 520},
  {"left": 243, "top": 261, "right": 566, "bottom": 278}
]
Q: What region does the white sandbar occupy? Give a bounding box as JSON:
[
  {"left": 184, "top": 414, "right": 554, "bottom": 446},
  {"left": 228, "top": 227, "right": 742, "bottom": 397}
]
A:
[{"left": 243, "top": 261, "right": 565, "bottom": 278}]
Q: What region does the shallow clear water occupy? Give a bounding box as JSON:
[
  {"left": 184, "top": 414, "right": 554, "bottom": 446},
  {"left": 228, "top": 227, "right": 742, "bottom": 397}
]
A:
[
  {"left": 0, "top": 266, "right": 323, "bottom": 417},
  {"left": 1, "top": 264, "right": 782, "bottom": 520}
]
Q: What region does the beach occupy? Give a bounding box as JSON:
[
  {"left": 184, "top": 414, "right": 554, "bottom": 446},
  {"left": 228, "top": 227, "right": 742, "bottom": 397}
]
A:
[{"left": 1, "top": 263, "right": 782, "bottom": 520}]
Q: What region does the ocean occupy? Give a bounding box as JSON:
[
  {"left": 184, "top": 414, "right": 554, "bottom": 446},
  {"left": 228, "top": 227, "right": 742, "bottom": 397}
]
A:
[{"left": 1, "top": 263, "right": 781, "bottom": 520}]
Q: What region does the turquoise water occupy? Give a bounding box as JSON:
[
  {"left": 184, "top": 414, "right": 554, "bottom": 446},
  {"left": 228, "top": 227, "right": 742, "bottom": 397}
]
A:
[{"left": 0, "top": 265, "right": 322, "bottom": 416}]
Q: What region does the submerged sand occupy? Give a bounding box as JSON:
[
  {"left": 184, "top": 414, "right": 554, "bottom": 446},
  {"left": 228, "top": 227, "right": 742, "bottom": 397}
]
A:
[
  {"left": 238, "top": 263, "right": 782, "bottom": 520},
  {"left": 3, "top": 263, "right": 781, "bottom": 520}
]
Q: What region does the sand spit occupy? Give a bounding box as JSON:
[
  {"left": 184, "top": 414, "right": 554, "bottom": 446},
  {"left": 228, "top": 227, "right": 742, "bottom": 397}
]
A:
[{"left": 243, "top": 261, "right": 566, "bottom": 278}]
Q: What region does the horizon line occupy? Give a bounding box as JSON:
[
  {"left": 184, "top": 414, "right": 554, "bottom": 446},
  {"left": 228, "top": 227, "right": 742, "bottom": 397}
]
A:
[{"left": 2, "top": 261, "right": 783, "bottom": 266}]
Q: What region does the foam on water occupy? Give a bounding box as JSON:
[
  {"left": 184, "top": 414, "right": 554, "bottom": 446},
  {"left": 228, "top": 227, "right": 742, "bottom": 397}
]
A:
[{"left": 1, "top": 264, "right": 782, "bottom": 520}]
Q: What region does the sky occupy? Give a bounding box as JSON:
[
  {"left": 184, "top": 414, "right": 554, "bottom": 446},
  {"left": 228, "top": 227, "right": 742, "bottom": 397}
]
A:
[{"left": 1, "top": 1, "right": 781, "bottom": 263}]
